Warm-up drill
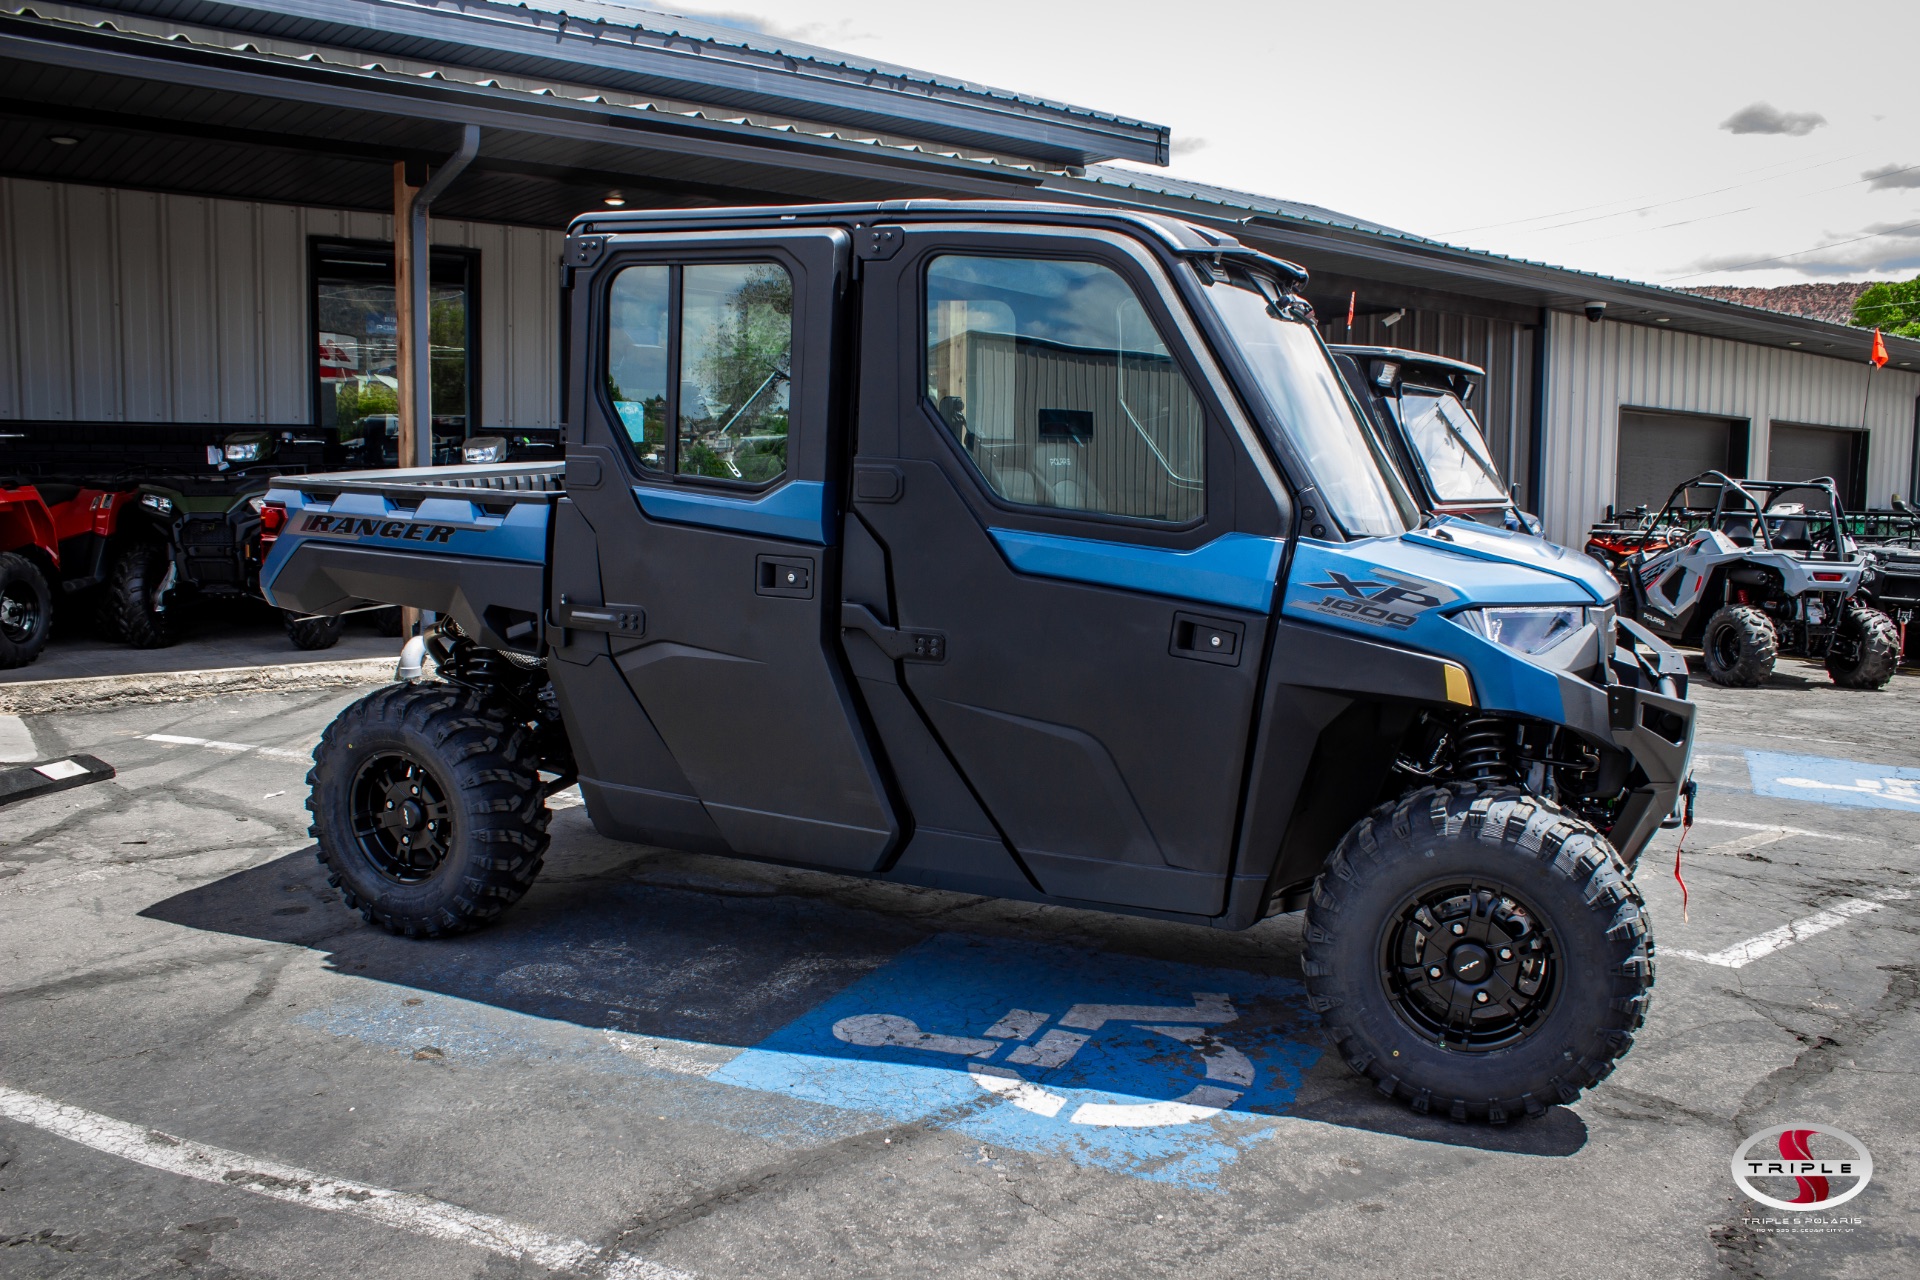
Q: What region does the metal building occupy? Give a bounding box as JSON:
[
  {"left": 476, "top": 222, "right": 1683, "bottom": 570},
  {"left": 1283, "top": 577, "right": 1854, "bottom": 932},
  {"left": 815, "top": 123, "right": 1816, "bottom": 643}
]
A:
[{"left": 3, "top": 0, "right": 1918, "bottom": 545}]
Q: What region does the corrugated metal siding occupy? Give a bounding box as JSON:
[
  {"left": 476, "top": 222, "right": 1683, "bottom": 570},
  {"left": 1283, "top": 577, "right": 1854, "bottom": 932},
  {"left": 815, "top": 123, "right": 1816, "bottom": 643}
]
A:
[
  {"left": 1540, "top": 311, "right": 1920, "bottom": 544},
  {"left": 1323, "top": 310, "right": 1536, "bottom": 505},
  {"left": 0, "top": 177, "right": 563, "bottom": 428}
]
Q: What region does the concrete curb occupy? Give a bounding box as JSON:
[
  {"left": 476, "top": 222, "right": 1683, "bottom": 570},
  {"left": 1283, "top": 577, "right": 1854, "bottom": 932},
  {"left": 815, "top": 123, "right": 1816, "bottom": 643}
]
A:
[{"left": 0, "top": 657, "right": 397, "bottom": 716}]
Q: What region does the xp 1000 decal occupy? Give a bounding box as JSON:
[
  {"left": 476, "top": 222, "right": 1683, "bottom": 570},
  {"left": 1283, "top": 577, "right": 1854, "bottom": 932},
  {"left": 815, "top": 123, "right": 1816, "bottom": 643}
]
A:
[{"left": 1296, "top": 566, "right": 1456, "bottom": 631}]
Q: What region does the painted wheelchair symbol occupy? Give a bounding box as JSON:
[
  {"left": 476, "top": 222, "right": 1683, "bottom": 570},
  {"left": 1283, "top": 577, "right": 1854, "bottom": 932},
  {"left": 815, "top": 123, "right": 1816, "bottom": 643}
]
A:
[{"left": 831, "top": 993, "right": 1253, "bottom": 1127}]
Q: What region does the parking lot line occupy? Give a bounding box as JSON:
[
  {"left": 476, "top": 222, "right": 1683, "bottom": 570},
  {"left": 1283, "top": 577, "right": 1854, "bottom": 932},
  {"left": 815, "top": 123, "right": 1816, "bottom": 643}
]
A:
[
  {"left": 0, "top": 714, "right": 35, "bottom": 763},
  {"left": 141, "top": 733, "right": 311, "bottom": 760},
  {"left": 0, "top": 1083, "right": 688, "bottom": 1280},
  {"left": 1668, "top": 890, "right": 1910, "bottom": 969}
]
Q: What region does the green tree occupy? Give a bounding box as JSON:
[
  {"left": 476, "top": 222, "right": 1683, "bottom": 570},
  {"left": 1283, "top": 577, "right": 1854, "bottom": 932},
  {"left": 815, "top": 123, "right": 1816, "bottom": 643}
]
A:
[{"left": 1852, "top": 276, "right": 1920, "bottom": 338}]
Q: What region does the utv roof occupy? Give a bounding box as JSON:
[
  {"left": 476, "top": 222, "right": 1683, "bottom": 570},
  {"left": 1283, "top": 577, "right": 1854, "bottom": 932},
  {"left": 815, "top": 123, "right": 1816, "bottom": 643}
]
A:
[
  {"left": 570, "top": 199, "right": 1311, "bottom": 283},
  {"left": 1329, "top": 345, "right": 1486, "bottom": 382}
]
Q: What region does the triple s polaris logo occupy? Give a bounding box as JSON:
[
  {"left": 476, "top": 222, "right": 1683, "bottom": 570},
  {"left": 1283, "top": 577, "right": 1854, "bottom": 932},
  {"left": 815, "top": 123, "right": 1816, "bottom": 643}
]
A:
[
  {"left": 1732, "top": 1123, "right": 1872, "bottom": 1218},
  {"left": 1301, "top": 568, "right": 1454, "bottom": 630}
]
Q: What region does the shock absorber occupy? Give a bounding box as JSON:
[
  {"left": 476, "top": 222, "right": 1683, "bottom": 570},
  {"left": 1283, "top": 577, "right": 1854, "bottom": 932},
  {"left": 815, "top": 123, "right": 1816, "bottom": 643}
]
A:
[{"left": 1454, "top": 716, "right": 1515, "bottom": 785}]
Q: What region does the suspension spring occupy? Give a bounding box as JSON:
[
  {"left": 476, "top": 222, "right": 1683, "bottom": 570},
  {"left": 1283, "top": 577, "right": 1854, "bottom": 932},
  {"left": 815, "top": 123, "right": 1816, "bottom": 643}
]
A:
[{"left": 1455, "top": 716, "right": 1514, "bottom": 785}]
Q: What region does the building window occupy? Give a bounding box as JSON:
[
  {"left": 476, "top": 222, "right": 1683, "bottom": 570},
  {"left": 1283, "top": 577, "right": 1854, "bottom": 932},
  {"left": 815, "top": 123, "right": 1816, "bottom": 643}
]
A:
[
  {"left": 925, "top": 255, "right": 1205, "bottom": 523},
  {"left": 311, "top": 240, "right": 477, "bottom": 466},
  {"left": 605, "top": 261, "right": 792, "bottom": 485}
]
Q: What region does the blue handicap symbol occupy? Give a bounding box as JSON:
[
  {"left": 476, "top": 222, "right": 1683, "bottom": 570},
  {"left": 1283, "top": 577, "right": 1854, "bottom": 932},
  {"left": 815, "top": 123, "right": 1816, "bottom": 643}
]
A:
[
  {"left": 710, "top": 933, "right": 1321, "bottom": 1190},
  {"left": 1746, "top": 750, "right": 1920, "bottom": 812}
]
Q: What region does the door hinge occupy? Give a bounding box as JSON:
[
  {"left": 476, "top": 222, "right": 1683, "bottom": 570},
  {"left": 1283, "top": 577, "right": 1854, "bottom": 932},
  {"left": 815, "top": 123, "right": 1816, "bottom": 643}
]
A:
[
  {"left": 551, "top": 593, "right": 645, "bottom": 635},
  {"left": 565, "top": 234, "right": 606, "bottom": 267},
  {"left": 842, "top": 602, "right": 945, "bottom": 662},
  {"left": 853, "top": 226, "right": 904, "bottom": 261}
]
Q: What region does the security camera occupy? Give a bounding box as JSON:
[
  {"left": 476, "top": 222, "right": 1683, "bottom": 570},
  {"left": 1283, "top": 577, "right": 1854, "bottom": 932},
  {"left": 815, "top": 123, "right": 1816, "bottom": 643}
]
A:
[{"left": 1583, "top": 301, "right": 1607, "bottom": 323}]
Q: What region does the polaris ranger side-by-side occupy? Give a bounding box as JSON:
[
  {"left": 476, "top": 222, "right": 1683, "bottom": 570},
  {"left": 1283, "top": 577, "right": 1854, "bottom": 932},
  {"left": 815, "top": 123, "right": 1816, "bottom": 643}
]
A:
[{"left": 262, "top": 202, "right": 1695, "bottom": 1123}]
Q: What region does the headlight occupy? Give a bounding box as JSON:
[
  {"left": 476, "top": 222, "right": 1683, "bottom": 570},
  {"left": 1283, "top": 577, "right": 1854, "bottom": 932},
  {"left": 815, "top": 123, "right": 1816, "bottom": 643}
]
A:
[
  {"left": 462, "top": 436, "right": 508, "bottom": 464},
  {"left": 1455, "top": 605, "right": 1590, "bottom": 655},
  {"left": 224, "top": 440, "right": 266, "bottom": 463},
  {"left": 140, "top": 492, "right": 174, "bottom": 515}
]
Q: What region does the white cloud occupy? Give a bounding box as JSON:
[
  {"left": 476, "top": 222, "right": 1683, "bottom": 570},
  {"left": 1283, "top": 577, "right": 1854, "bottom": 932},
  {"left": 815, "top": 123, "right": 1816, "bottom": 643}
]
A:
[{"left": 1864, "top": 162, "right": 1920, "bottom": 190}]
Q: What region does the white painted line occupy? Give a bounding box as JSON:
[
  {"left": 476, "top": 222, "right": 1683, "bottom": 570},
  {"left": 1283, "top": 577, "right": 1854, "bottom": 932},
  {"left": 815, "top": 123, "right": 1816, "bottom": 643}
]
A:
[
  {"left": 142, "top": 733, "right": 310, "bottom": 761},
  {"left": 0, "top": 1083, "right": 688, "bottom": 1279},
  {"left": 0, "top": 714, "right": 35, "bottom": 763},
  {"left": 601, "top": 1030, "right": 740, "bottom": 1078},
  {"left": 1669, "top": 889, "right": 1911, "bottom": 969}
]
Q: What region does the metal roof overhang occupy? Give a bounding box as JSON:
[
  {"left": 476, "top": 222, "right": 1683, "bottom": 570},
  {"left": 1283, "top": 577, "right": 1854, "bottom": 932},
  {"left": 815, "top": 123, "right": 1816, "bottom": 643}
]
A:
[
  {"left": 0, "top": 16, "right": 1048, "bottom": 225},
  {"left": 1045, "top": 176, "right": 1920, "bottom": 368},
  {"left": 84, "top": 0, "right": 1171, "bottom": 167}
]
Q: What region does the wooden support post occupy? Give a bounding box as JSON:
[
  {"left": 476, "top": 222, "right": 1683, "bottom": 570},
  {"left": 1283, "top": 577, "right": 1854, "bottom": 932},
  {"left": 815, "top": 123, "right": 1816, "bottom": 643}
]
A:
[{"left": 393, "top": 161, "right": 423, "bottom": 640}]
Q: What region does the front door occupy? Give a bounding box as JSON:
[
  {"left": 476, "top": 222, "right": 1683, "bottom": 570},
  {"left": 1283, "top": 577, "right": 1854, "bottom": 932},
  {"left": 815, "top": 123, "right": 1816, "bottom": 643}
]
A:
[
  {"left": 552, "top": 227, "right": 898, "bottom": 871},
  {"left": 850, "top": 228, "right": 1289, "bottom": 915}
]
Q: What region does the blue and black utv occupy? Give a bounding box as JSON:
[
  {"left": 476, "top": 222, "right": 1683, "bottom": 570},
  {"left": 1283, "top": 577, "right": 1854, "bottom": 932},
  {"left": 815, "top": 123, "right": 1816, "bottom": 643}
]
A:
[{"left": 261, "top": 201, "right": 1695, "bottom": 1123}]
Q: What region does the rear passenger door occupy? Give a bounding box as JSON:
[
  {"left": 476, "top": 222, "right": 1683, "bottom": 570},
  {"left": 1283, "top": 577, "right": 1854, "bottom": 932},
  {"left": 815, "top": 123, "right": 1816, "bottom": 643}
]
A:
[
  {"left": 551, "top": 228, "right": 899, "bottom": 871},
  {"left": 849, "top": 227, "right": 1289, "bottom": 915}
]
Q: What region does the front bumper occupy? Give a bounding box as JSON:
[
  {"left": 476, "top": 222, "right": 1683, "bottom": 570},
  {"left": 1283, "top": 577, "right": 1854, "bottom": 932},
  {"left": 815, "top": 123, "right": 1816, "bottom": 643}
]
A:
[{"left": 1555, "top": 617, "right": 1696, "bottom": 864}]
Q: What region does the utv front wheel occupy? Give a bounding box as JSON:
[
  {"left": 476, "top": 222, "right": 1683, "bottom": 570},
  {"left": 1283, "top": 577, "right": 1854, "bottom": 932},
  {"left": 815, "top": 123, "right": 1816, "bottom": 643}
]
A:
[
  {"left": 283, "top": 610, "right": 345, "bottom": 651},
  {"left": 1826, "top": 604, "right": 1899, "bottom": 689},
  {"left": 1302, "top": 786, "right": 1653, "bottom": 1123},
  {"left": 1701, "top": 605, "right": 1775, "bottom": 687},
  {"left": 307, "top": 683, "right": 550, "bottom": 937}
]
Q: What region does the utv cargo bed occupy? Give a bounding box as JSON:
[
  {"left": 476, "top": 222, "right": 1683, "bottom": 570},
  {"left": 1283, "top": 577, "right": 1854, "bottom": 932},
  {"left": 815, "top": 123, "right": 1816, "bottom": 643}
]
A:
[{"left": 261, "top": 462, "right": 563, "bottom": 652}]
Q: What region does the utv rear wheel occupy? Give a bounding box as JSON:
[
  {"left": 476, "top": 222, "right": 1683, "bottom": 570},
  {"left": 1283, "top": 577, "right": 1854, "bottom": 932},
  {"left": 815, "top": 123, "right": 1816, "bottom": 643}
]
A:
[
  {"left": 0, "top": 552, "right": 53, "bottom": 669},
  {"left": 105, "top": 541, "right": 180, "bottom": 649},
  {"left": 1701, "top": 605, "right": 1775, "bottom": 687},
  {"left": 283, "top": 610, "right": 345, "bottom": 651},
  {"left": 307, "top": 682, "right": 549, "bottom": 937},
  {"left": 1826, "top": 604, "right": 1899, "bottom": 690},
  {"left": 1302, "top": 785, "right": 1653, "bottom": 1123}
]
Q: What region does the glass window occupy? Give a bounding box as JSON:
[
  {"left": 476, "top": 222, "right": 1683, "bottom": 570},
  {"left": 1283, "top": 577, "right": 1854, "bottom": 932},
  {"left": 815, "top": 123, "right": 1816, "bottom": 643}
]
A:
[
  {"left": 679, "top": 264, "right": 792, "bottom": 484},
  {"left": 607, "top": 265, "right": 670, "bottom": 469},
  {"left": 312, "top": 242, "right": 474, "bottom": 468},
  {"left": 1397, "top": 388, "right": 1506, "bottom": 502},
  {"left": 604, "top": 261, "right": 792, "bottom": 484},
  {"left": 1204, "top": 279, "right": 1414, "bottom": 538},
  {"left": 925, "top": 256, "right": 1204, "bottom": 523}
]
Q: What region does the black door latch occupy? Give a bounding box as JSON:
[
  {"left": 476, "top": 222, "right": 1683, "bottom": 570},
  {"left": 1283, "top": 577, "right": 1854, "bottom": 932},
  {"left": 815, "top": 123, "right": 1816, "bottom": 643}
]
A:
[
  {"left": 841, "top": 602, "right": 946, "bottom": 662},
  {"left": 1169, "top": 611, "right": 1243, "bottom": 666}
]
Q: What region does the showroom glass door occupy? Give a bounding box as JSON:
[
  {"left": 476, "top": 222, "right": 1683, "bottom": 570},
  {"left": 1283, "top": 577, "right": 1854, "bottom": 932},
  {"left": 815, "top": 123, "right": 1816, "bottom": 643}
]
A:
[{"left": 310, "top": 239, "right": 477, "bottom": 466}]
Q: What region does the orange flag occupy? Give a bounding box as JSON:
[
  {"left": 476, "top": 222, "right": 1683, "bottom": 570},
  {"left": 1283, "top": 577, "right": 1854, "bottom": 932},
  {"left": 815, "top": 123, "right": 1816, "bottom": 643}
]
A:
[{"left": 1871, "top": 328, "right": 1889, "bottom": 368}]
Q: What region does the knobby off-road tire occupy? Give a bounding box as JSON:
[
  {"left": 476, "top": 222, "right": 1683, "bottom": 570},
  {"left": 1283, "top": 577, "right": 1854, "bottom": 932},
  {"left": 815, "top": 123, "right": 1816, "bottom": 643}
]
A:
[
  {"left": 283, "top": 609, "right": 345, "bottom": 651},
  {"left": 0, "top": 551, "right": 53, "bottom": 669},
  {"left": 1826, "top": 604, "right": 1899, "bottom": 690},
  {"left": 308, "top": 682, "right": 550, "bottom": 937},
  {"left": 1302, "top": 785, "right": 1654, "bottom": 1124},
  {"left": 1701, "top": 604, "right": 1776, "bottom": 687},
  {"left": 105, "top": 540, "right": 180, "bottom": 649}
]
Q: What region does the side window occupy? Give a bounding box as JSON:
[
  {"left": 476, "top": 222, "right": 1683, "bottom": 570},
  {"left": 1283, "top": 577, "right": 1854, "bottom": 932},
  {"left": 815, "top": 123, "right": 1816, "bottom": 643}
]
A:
[
  {"left": 605, "top": 262, "right": 794, "bottom": 484},
  {"left": 925, "top": 255, "right": 1205, "bottom": 523}
]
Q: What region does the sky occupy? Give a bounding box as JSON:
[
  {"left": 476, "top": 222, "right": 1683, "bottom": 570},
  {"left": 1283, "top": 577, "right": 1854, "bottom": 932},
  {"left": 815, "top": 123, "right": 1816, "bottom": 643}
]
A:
[{"left": 648, "top": 0, "right": 1920, "bottom": 291}]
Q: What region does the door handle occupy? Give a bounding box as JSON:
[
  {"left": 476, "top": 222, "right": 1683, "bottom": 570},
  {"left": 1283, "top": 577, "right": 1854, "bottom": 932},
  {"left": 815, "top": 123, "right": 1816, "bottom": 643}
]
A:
[
  {"left": 841, "top": 602, "right": 946, "bottom": 663},
  {"left": 1169, "top": 611, "right": 1242, "bottom": 666}
]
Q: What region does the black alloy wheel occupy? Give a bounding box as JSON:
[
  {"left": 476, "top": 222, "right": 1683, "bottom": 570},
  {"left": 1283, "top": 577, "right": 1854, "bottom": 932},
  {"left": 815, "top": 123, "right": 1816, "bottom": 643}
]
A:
[
  {"left": 349, "top": 751, "right": 454, "bottom": 883},
  {"left": 0, "top": 551, "right": 54, "bottom": 669},
  {"left": 1383, "top": 882, "right": 1559, "bottom": 1052}
]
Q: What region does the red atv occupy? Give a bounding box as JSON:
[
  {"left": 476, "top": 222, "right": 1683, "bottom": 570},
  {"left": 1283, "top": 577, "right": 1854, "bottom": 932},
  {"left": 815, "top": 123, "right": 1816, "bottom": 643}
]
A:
[{"left": 0, "top": 480, "right": 135, "bottom": 669}]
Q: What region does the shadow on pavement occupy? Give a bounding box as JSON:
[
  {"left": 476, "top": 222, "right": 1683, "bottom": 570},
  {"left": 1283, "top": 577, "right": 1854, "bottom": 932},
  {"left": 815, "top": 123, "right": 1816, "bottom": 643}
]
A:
[{"left": 140, "top": 841, "right": 1587, "bottom": 1161}]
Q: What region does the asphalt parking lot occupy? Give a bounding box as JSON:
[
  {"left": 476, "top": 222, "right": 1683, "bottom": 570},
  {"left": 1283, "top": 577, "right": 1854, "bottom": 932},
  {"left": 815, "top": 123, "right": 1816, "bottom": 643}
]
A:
[{"left": 2, "top": 656, "right": 1918, "bottom": 1279}]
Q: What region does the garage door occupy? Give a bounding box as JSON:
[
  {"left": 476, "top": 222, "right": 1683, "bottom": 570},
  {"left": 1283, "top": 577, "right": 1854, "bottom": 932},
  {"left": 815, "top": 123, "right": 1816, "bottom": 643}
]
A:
[
  {"left": 1769, "top": 422, "right": 1864, "bottom": 507},
  {"left": 1615, "top": 410, "right": 1744, "bottom": 514}
]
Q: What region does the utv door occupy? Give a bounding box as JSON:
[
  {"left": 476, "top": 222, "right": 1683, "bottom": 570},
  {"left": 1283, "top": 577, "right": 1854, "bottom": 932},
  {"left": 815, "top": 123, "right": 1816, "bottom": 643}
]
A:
[
  {"left": 849, "top": 227, "right": 1289, "bottom": 915},
  {"left": 552, "top": 228, "right": 898, "bottom": 870}
]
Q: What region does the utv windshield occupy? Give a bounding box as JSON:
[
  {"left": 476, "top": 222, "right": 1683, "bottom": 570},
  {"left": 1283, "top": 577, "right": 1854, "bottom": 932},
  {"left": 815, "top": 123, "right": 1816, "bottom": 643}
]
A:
[
  {"left": 1397, "top": 386, "right": 1507, "bottom": 503},
  {"left": 1205, "top": 278, "right": 1415, "bottom": 538}
]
